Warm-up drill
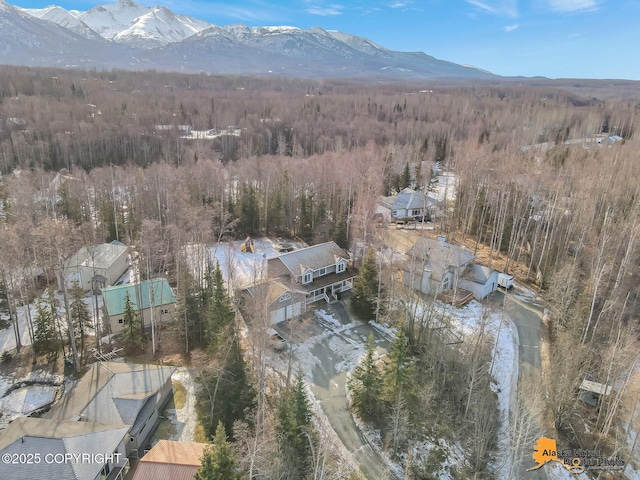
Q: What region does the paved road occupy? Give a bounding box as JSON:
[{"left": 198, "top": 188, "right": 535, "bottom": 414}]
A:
[
  {"left": 497, "top": 289, "right": 549, "bottom": 480},
  {"left": 308, "top": 302, "right": 398, "bottom": 480}
]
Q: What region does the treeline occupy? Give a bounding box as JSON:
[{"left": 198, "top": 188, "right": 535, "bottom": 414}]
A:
[{"left": 1, "top": 66, "right": 638, "bottom": 173}]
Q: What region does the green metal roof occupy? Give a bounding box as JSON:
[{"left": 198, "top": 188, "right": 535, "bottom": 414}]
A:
[{"left": 102, "top": 279, "right": 175, "bottom": 317}]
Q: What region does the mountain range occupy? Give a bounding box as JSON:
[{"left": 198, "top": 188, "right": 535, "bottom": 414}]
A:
[{"left": 0, "top": 0, "right": 495, "bottom": 79}]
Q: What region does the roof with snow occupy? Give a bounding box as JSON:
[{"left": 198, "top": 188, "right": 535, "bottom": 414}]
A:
[
  {"left": 47, "top": 362, "right": 175, "bottom": 431},
  {"left": 64, "top": 243, "right": 129, "bottom": 271},
  {"left": 405, "top": 236, "right": 474, "bottom": 281},
  {"left": 269, "top": 241, "right": 349, "bottom": 276},
  {"left": 102, "top": 278, "right": 175, "bottom": 316},
  {"left": 0, "top": 417, "right": 129, "bottom": 480}
]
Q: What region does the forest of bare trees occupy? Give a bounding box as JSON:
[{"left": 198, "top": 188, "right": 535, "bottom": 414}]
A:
[{"left": 0, "top": 65, "right": 639, "bottom": 478}]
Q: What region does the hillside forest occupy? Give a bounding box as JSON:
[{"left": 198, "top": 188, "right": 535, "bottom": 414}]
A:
[{"left": 0, "top": 66, "right": 639, "bottom": 478}]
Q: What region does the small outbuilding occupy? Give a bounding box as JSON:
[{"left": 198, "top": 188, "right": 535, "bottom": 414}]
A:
[
  {"left": 102, "top": 279, "right": 176, "bottom": 334},
  {"left": 58, "top": 242, "right": 129, "bottom": 291}
]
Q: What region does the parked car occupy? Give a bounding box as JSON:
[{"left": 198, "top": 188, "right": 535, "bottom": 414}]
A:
[{"left": 267, "top": 328, "right": 288, "bottom": 351}]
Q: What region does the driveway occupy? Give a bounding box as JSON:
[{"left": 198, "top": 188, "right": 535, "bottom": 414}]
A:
[
  {"left": 300, "top": 302, "right": 398, "bottom": 480},
  {"left": 497, "top": 289, "right": 549, "bottom": 480}
]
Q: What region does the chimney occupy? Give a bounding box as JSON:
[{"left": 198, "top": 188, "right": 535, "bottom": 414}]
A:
[{"left": 437, "top": 235, "right": 446, "bottom": 246}]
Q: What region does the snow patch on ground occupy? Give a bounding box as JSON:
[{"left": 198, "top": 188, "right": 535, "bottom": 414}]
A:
[
  {"left": 412, "top": 298, "right": 518, "bottom": 479},
  {"left": 166, "top": 367, "right": 198, "bottom": 442},
  {"left": 203, "top": 238, "right": 307, "bottom": 290}
]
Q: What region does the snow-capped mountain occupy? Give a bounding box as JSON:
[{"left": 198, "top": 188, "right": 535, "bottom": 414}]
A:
[
  {"left": 113, "top": 6, "right": 212, "bottom": 48},
  {"left": 0, "top": 0, "right": 139, "bottom": 68},
  {"left": 4, "top": 0, "right": 495, "bottom": 79},
  {"left": 16, "top": 5, "right": 100, "bottom": 39},
  {"left": 19, "top": 0, "right": 212, "bottom": 48}
]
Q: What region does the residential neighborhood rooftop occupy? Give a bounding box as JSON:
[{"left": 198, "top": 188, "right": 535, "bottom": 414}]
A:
[
  {"left": 102, "top": 278, "right": 176, "bottom": 317},
  {"left": 132, "top": 440, "right": 208, "bottom": 480},
  {"left": 46, "top": 362, "right": 175, "bottom": 427},
  {"left": 272, "top": 241, "right": 349, "bottom": 276},
  {"left": 64, "top": 243, "right": 129, "bottom": 270},
  {"left": 0, "top": 417, "right": 129, "bottom": 480}
]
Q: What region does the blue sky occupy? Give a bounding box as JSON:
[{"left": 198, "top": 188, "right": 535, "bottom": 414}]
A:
[{"left": 16, "top": 0, "right": 640, "bottom": 79}]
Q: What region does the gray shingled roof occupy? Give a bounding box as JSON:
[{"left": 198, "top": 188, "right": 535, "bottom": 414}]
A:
[
  {"left": 405, "top": 237, "right": 474, "bottom": 281},
  {"left": 392, "top": 188, "right": 437, "bottom": 211},
  {"left": 47, "top": 362, "right": 175, "bottom": 430},
  {"left": 462, "top": 264, "right": 496, "bottom": 285},
  {"left": 0, "top": 417, "right": 129, "bottom": 480},
  {"left": 64, "top": 243, "right": 128, "bottom": 271},
  {"left": 273, "top": 241, "right": 349, "bottom": 276}
]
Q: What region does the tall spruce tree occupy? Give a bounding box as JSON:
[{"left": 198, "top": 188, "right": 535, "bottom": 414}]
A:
[
  {"left": 351, "top": 249, "right": 380, "bottom": 321},
  {"left": 383, "top": 328, "right": 413, "bottom": 404},
  {"left": 277, "top": 372, "right": 314, "bottom": 479},
  {"left": 69, "top": 281, "right": 92, "bottom": 363},
  {"left": 195, "top": 422, "right": 240, "bottom": 480},
  {"left": 206, "top": 262, "right": 235, "bottom": 350},
  {"left": 348, "top": 334, "right": 383, "bottom": 424},
  {"left": 333, "top": 213, "right": 348, "bottom": 249},
  {"left": 122, "top": 291, "right": 142, "bottom": 350},
  {"left": 197, "top": 337, "right": 255, "bottom": 439},
  {"left": 33, "top": 302, "right": 60, "bottom": 363}
]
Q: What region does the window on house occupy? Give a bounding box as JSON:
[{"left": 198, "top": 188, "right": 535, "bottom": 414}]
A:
[
  {"left": 412, "top": 209, "right": 421, "bottom": 216},
  {"left": 280, "top": 292, "right": 291, "bottom": 302},
  {"left": 118, "top": 318, "right": 124, "bottom": 324},
  {"left": 318, "top": 267, "right": 327, "bottom": 276},
  {"left": 303, "top": 271, "right": 312, "bottom": 284},
  {"left": 161, "top": 309, "right": 169, "bottom": 314},
  {"left": 336, "top": 261, "right": 346, "bottom": 274}
]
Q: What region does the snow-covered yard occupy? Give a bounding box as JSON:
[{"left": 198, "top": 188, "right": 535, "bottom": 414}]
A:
[
  {"left": 184, "top": 238, "right": 308, "bottom": 291},
  {"left": 0, "top": 291, "right": 104, "bottom": 356}
]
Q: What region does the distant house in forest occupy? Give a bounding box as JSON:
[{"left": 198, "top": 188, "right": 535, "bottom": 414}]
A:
[
  {"left": 377, "top": 188, "right": 439, "bottom": 223},
  {"left": 403, "top": 236, "right": 474, "bottom": 295},
  {"left": 102, "top": 279, "right": 175, "bottom": 334},
  {"left": 58, "top": 242, "right": 130, "bottom": 291}
]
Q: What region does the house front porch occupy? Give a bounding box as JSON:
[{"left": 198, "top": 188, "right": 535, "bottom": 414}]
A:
[{"left": 305, "top": 277, "right": 354, "bottom": 305}]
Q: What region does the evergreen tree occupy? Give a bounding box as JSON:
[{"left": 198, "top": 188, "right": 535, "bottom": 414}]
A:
[
  {"left": 383, "top": 328, "right": 413, "bottom": 404},
  {"left": 348, "top": 334, "right": 383, "bottom": 423},
  {"left": 69, "top": 281, "right": 92, "bottom": 363},
  {"left": 0, "top": 279, "right": 8, "bottom": 318},
  {"left": 351, "top": 249, "right": 380, "bottom": 321},
  {"left": 122, "top": 291, "right": 142, "bottom": 350},
  {"left": 195, "top": 422, "right": 240, "bottom": 480},
  {"left": 205, "top": 262, "right": 235, "bottom": 350},
  {"left": 33, "top": 302, "right": 60, "bottom": 362},
  {"left": 175, "top": 269, "right": 202, "bottom": 351},
  {"left": 197, "top": 337, "right": 255, "bottom": 439},
  {"left": 277, "top": 372, "right": 314, "bottom": 478},
  {"left": 332, "top": 213, "right": 348, "bottom": 249},
  {"left": 401, "top": 162, "right": 412, "bottom": 189},
  {"left": 238, "top": 183, "right": 259, "bottom": 235}
]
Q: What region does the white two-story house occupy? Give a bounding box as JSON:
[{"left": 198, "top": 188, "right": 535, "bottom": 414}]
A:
[{"left": 268, "top": 241, "right": 355, "bottom": 306}]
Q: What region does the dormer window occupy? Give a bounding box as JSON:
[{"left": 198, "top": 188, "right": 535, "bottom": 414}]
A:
[
  {"left": 279, "top": 292, "right": 291, "bottom": 302},
  {"left": 336, "top": 259, "right": 346, "bottom": 274},
  {"left": 302, "top": 270, "right": 313, "bottom": 284}
]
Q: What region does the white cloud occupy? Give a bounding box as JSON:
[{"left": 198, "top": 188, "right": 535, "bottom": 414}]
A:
[
  {"left": 547, "top": 0, "right": 598, "bottom": 12},
  {"left": 305, "top": 3, "right": 344, "bottom": 16},
  {"left": 389, "top": 0, "right": 412, "bottom": 7},
  {"left": 467, "top": 0, "right": 518, "bottom": 17},
  {"left": 504, "top": 23, "right": 519, "bottom": 32}
]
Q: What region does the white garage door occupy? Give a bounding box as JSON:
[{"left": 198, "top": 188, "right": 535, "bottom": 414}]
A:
[{"left": 269, "top": 302, "right": 302, "bottom": 325}]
